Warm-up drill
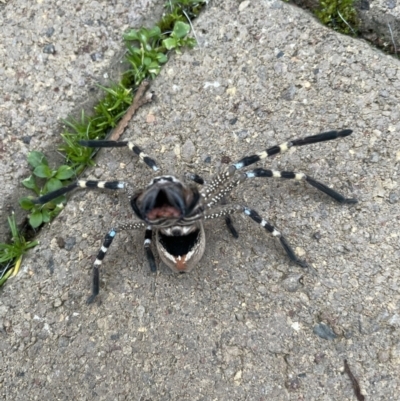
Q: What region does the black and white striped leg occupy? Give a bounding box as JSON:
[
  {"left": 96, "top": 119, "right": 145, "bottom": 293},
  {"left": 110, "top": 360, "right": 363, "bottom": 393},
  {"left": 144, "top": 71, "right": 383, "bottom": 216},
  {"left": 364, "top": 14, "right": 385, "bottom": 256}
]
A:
[
  {"left": 87, "top": 221, "right": 145, "bottom": 304},
  {"left": 79, "top": 140, "right": 159, "bottom": 171},
  {"left": 87, "top": 229, "right": 117, "bottom": 304},
  {"left": 242, "top": 206, "right": 308, "bottom": 268},
  {"left": 144, "top": 226, "right": 157, "bottom": 272},
  {"left": 34, "top": 180, "right": 126, "bottom": 204},
  {"left": 244, "top": 168, "right": 357, "bottom": 204},
  {"left": 205, "top": 206, "right": 308, "bottom": 268},
  {"left": 232, "top": 129, "right": 353, "bottom": 170},
  {"left": 117, "top": 222, "right": 155, "bottom": 271}
]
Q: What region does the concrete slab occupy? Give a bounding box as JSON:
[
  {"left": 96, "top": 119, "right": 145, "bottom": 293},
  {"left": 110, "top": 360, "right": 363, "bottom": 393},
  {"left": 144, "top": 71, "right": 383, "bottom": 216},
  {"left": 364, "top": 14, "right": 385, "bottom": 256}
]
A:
[
  {"left": 1, "top": 0, "right": 400, "bottom": 400},
  {"left": 0, "top": 0, "right": 166, "bottom": 239}
]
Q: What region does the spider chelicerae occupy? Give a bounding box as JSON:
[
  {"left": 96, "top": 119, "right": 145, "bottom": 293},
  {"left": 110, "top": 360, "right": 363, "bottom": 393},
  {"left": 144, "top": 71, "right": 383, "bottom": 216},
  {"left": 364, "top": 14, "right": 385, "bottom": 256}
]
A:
[{"left": 35, "top": 129, "right": 357, "bottom": 303}]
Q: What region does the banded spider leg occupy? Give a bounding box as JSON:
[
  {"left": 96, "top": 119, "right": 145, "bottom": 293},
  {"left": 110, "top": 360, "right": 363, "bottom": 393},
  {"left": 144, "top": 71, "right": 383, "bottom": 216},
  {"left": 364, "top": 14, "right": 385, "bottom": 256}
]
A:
[
  {"left": 33, "top": 140, "right": 159, "bottom": 302},
  {"left": 31, "top": 128, "right": 357, "bottom": 302},
  {"left": 86, "top": 222, "right": 156, "bottom": 304},
  {"left": 202, "top": 129, "right": 357, "bottom": 266},
  {"left": 205, "top": 205, "right": 308, "bottom": 268}
]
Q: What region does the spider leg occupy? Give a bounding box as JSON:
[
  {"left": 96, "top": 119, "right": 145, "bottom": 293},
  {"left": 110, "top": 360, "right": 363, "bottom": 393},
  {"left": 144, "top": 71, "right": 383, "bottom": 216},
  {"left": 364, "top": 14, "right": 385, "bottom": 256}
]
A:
[
  {"left": 205, "top": 205, "right": 308, "bottom": 268},
  {"left": 87, "top": 222, "right": 145, "bottom": 304},
  {"left": 232, "top": 129, "right": 353, "bottom": 170},
  {"left": 244, "top": 168, "right": 357, "bottom": 204},
  {"left": 242, "top": 206, "right": 309, "bottom": 268},
  {"left": 192, "top": 173, "right": 239, "bottom": 238},
  {"left": 224, "top": 216, "right": 238, "bottom": 238},
  {"left": 119, "top": 223, "right": 156, "bottom": 272},
  {"left": 185, "top": 172, "right": 205, "bottom": 185},
  {"left": 34, "top": 180, "right": 126, "bottom": 204},
  {"left": 200, "top": 168, "right": 235, "bottom": 201},
  {"left": 144, "top": 226, "right": 157, "bottom": 272},
  {"left": 87, "top": 228, "right": 117, "bottom": 304},
  {"left": 79, "top": 140, "right": 159, "bottom": 171},
  {"left": 201, "top": 172, "right": 245, "bottom": 209}
]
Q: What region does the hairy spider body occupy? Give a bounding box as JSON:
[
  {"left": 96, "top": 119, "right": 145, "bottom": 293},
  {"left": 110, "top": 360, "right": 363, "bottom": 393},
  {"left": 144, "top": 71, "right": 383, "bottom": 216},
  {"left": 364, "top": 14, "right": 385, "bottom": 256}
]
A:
[
  {"left": 131, "top": 175, "right": 205, "bottom": 273},
  {"left": 34, "top": 130, "right": 357, "bottom": 303}
]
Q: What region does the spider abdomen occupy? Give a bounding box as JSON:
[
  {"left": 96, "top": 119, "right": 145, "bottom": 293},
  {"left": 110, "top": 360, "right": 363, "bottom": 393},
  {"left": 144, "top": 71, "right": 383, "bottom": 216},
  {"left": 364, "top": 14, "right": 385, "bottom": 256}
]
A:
[{"left": 156, "top": 223, "right": 205, "bottom": 273}]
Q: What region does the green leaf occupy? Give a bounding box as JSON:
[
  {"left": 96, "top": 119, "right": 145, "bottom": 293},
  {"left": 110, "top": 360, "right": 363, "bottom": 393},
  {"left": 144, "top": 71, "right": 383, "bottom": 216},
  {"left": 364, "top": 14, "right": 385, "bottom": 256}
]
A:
[
  {"left": 148, "top": 26, "right": 161, "bottom": 38},
  {"left": 123, "top": 29, "right": 140, "bottom": 41},
  {"left": 148, "top": 61, "right": 161, "bottom": 75},
  {"left": 45, "top": 178, "right": 63, "bottom": 193},
  {"left": 157, "top": 53, "right": 168, "bottom": 64},
  {"left": 22, "top": 175, "right": 37, "bottom": 190},
  {"left": 33, "top": 165, "right": 53, "bottom": 178},
  {"left": 163, "top": 37, "right": 178, "bottom": 50},
  {"left": 29, "top": 211, "right": 43, "bottom": 228},
  {"left": 28, "top": 151, "right": 48, "bottom": 168},
  {"left": 143, "top": 56, "right": 152, "bottom": 66},
  {"left": 139, "top": 32, "right": 149, "bottom": 45},
  {"left": 173, "top": 21, "right": 190, "bottom": 39},
  {"left": 19, "top": 197, "right": 35, "bottom": 211},
  {"left": 42, "top": 209, "right": 51, "bottom": 223},
  {"left": 55, "top": 165, "right": 75, "bottom": 180}
]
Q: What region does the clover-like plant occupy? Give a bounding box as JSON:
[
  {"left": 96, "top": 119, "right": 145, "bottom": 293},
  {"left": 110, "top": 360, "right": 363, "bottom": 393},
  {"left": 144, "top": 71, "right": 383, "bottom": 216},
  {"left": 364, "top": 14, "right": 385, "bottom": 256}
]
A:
[{"left": 19, "top": 151, "right": 74, "bottom": 228}]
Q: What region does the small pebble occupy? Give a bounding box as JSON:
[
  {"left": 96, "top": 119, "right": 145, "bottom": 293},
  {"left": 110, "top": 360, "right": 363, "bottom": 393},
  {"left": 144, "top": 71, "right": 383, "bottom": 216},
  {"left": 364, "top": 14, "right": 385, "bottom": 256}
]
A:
[
  {"left": 43, "top": 44, "right": 56, "bottom": 54},
  {"left": 64, "top": 237, "right": 76, "bottom": 251},
  {"left": 22, "top": 136, "right": 32, "bottom": 145},
  {"left": 386, "top": 0, "right": 396, "bottom": 9},
  {"left": 281, "top": 84, "right": 296, "bottom": 101},
  {"left": 281, "top": 274, "right": 303, "bottom": 292},
  {"left": 237, "top": 130, "right": 248, "bottom": 139},
  {"left": 90, "top": 52, "right": 103, "bottom": 62},
  {"left": 54, "top": 298, "right": 62, "bottom": 308},
  {"left": 285, "top": 377, "right": 301, "bottom": 392},
  {"left": 313, "top": 231, "right": 321, "bottom": 240},
  {"left": 313, "top": 322, "right": 337, "bottom": 340},
  {"left": 45, "top": 27, "right": 55, "bottom": 37}
]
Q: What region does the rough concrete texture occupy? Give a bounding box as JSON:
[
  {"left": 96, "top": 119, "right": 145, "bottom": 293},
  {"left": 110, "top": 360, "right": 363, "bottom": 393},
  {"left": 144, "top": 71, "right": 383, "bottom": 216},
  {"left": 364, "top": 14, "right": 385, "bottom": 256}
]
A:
[
  {"left": 0, "top": 0, "right": 166, "bottom": 240},
  {"left": 290, "top": 0, "right": 400, "bottom": 54},
  {"left": 1, "top": 0, "right": 400, "bottom": 400},
  {"left": 356, "top": 0, "right": 400, "bottom": 49}
]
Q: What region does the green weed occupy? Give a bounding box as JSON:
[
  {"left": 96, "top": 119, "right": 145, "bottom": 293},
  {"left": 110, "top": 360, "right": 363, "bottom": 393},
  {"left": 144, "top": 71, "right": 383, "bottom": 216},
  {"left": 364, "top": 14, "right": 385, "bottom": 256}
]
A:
[
  {"left": 0, "top": 213, "right": 38, "bottom": 286},
  {"left": 19, "top": 151, "right": 72, "bottom": 228},
  {"left": 163, "top": 21, "right": 196, "bottom": 54}
]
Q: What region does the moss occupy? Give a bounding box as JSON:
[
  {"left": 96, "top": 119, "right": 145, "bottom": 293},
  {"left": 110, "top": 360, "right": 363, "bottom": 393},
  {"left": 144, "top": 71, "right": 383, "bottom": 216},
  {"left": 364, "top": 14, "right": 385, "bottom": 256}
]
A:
[{"left": 314, "top": 0, "right": 359, "bottom": 35}]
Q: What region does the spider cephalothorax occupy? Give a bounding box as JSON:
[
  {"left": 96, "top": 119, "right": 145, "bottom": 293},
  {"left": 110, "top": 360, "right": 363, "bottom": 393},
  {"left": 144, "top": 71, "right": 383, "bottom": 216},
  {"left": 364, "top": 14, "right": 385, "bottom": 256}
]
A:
[
  {"left": 34, "top": 130, "right": 357, "bottom": 303},
  {"left": 131, "top": 176, "right": 205, "bottom": 273},
  {"left": 131, "top": 176, "right": 202, "bottom": 226}
]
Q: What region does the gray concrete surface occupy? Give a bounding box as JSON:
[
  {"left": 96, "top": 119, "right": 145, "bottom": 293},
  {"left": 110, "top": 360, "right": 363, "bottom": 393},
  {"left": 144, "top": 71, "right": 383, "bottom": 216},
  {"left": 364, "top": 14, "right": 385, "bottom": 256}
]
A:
[
  {"left": 1, "top": 0, "right": 400, "bottom": 400},
  {"left": 352, "top": 0, "right": 400, "bottom": 49},
  {"left": 358, "top": 0, "right": 400, "bottom": 44},
  {"left": 0, "top": 0, "right": 166, "bottom": 240},
  {"left": 291, "top": 0, "right": 400, "bottom": 54}
]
